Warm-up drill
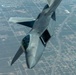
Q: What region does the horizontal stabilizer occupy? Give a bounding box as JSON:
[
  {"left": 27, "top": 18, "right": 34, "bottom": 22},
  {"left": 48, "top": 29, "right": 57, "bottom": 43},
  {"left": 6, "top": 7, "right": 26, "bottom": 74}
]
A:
[
  {"left": 11, "top": 46, "right": 23, "bottom": 65},
  {"left": 43, "top": 4, "right": 49, "bottom": 10},
  {"left": 51, "top": 11, "right": 56, "bottom": 21},
  {"left": 9, "top": 17, "right": 35, "bottom": 28}
]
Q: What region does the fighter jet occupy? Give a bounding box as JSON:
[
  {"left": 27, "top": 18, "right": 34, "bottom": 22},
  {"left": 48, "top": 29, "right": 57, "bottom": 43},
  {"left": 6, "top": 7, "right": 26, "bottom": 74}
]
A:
[{"left": 9, "top": 0, "right": 62, "bottom": 68}]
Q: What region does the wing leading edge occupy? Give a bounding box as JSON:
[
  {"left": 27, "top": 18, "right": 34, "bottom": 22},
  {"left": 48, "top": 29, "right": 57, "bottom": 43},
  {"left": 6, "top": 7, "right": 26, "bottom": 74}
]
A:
[{"left": 9, "top": 17, "right": 35, "bottom": 28}]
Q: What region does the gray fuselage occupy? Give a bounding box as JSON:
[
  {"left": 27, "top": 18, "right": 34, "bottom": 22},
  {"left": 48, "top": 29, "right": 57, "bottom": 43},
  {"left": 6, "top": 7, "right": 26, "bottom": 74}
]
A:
[
  {"left": 23, "top": 0, "right": 62, "bottom": 68},
  {"left": 32, "top": 0, "right": 62, "bottom": 35},
  {"left": 10, "top": 0, "right": 62, "bottom": 69}
]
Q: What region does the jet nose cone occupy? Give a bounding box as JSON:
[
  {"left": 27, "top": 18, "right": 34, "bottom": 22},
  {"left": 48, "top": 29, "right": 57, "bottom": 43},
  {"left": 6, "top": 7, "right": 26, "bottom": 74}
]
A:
[{"left": 26, "top": 56, "right": 36, "bottom": 69}]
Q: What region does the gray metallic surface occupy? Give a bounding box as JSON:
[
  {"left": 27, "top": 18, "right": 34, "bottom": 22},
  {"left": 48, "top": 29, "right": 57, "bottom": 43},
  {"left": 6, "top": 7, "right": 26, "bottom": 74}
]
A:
[
  {"left": 33, "top": 0, "right": 62, "bottom": 35},
  {"left": 25, "top": 33, "right": 45, "bottom": 68},
  {"left": 10, "top": 0, "right": 62, "bottom": 68},
  {"left": 0, "top": 0, "right": 76, "bottom": 75}
]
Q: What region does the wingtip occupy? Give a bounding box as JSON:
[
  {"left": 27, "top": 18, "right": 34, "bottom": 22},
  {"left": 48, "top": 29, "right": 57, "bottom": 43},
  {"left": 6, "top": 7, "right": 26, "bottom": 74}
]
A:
[
  {"left": 10, "top": 46, "right": 23, "bottom": 66},
  {"left": 9, "top": 17, "right": 17, "bottom": 23},
  {"left": 10, "top": 58, "right": 16, "bottom": 66},
  {"left": 11, "top": 62, "right": 13, "bottom": 66}
]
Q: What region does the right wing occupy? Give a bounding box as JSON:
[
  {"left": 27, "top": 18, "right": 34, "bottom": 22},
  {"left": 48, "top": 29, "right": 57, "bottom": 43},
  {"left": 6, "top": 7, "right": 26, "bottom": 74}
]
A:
[
  {"left": 9, "top": 17, "right": 35, "bottom": 28},
  {"left": 11, "top": 46, "right": 24, "bottom": 65}
]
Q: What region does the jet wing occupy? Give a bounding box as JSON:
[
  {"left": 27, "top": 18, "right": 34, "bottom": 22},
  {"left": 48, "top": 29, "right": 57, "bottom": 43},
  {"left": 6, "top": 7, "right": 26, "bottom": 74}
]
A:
[
  {"left": 11, "top": 46, "right": 24, "bottom": 65},
  {"left": 9, "top": 17, "right": 35, "bottom": 28}
]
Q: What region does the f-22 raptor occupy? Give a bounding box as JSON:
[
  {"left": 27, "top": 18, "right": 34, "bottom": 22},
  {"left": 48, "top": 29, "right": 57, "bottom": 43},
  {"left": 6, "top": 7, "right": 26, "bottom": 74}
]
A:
[{"left": 9, "top": 0, "right": 62, "bottom": 68}]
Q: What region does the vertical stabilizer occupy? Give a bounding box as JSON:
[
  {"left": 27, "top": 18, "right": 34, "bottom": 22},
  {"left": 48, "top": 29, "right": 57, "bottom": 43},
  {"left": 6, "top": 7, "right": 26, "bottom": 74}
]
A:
[
  {"left": 47, "top": 0, "right": 51, "bottom": 6},
  {"left": 51, "top": 11, "right": 56, "bottom": 21},
  {"left": 47, "top": 0, "right": 54, "bottom": 6}
]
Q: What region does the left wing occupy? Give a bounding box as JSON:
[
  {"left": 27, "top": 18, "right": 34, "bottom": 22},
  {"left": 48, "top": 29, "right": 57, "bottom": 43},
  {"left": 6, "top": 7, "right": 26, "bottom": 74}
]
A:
[{"left": 9, "top": 17, "right": 35, "bottom": 28}]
